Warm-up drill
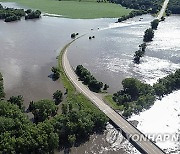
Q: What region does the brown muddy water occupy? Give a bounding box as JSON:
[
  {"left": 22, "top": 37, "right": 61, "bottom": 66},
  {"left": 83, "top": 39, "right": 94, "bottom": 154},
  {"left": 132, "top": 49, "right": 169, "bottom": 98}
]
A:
[
  {"left": 2, "top": 2, "right": 180, "bottom": 154},
  {"left": 0, "top": 2, "right": 137, "bottom": 154}
]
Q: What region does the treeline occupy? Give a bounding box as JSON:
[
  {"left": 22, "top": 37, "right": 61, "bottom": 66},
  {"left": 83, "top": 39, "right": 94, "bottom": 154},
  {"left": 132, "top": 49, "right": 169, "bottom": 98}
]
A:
[
  {"left": 117, "top": 10, "right": 147, "bottom": 23},
  {"left": 110, "top": 0, "right": 163, "bottom": 14},
  {"left": 113, "top": 78, "right": 155, "bottom": 117},
  {"left": 167, "top": 0, "right": 180, "bottom": 14},
  {"left": 0, "top": 72, "right": 108, "bottom": 153},
  {"left": 113, "top": 69, "right": 180, "bottom": 117},
  {"left": 0, "top": 73, "right": 5, "bottom": 99},
  {"left": 0, "top": 4, "right": 41, "bottom": 22},
  {"left": 153, "top": 69, "right": 180, "bottom": 97},
  {"left": 25, "top": 9, "right": 41, "bottom": 20},
  {"left": 133, "top": 19, "right": 159, "bottom": 64},
  {"left": 76, "top": 65, "right": 109, "bottom": 92}
]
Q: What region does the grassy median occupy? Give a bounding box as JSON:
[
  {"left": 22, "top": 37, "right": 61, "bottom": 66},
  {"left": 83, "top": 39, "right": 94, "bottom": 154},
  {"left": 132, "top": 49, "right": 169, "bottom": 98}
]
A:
[{"left": 0, "top": 0, "right": 132, "bottom": 19}]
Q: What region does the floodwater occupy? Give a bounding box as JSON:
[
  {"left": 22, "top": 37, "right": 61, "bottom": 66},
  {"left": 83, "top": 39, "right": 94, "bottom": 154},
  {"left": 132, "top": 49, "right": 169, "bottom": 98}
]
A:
[
  {"left": 0, "top": 2, "right": 115, "bottom": 107},
  {"left": 68, "top": 15, "right": 180, "bottom": 93},
  {"left": 68, "top": 14, "right": 180, "bottom": 153},
  {"left": 1, "top": 2, "right": 180, "bottom": 154}
]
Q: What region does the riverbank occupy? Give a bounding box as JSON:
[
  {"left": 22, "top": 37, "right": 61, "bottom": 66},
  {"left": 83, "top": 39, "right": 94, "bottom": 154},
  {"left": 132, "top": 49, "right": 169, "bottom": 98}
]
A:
[{"left": 0, "top": 0, "right": 132, "bottom": 19}]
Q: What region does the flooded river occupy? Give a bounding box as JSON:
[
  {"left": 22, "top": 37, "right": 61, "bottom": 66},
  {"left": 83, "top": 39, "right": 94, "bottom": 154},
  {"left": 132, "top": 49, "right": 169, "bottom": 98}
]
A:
[{"left": 1, "top": 2, "right": 180, "bottom": 154}]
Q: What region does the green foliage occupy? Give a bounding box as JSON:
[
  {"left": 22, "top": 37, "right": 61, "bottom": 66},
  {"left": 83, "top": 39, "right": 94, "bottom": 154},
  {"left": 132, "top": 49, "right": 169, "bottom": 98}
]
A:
[
  {"left": 76, "top": 65, "right": 103, "bottom": 92},
  {"left": 53, "top": 90, "right": 63, "bottom": 105},
  {"left": 0, "top": 4, "right": 41, "bottom": 22},
  {"left": 117, "top": 10, "right": 147, "bottom": 22},
  {"left": 0, "top": 101, "right": 59, "bottom": 153},
  {"left": 167, "top": 0, "right": 180, "bottom": 14},
  {"left": 113, "top": 78, "right": 155, "bottom": 117},
  {"left": 113, "top": 0, "right": 163, "bottom": 14},
  {"left": 8, "top": 95, "right": 24, "bottom": 110},
  {"left": 153, "top": 69, "right": 180, "bottom": 97},
  {"left": 151, "top": 19, "right": 159, "bottom": 30},
  {"left": 30, "top": 99, "right": 58, "bottom": 122},
  {"left": 4, "top": 15, "right": 20, "bottom": 22},
  {"left": 133, "top": 43, "right": 147, "bottom": 64},
  {"left": 0, "top": 6, "right": 25, "bottom": 22},
  {"left": 71, "top": 33, "right": 76, "bottom": 38},
  {"left": 52, "top": 108, "right": 108, "bottom": 144},
  {"left": 103, "top": 84, "right": 109, "bottom": 90},
  {"left": 25, "top": 10, "right": 41, "bottom": 20},
  {"left": 0, "top": 73, "right": 5, "bottom": 99},
  {"left": 51, "top": 66, "right": 60, "bottom": 80},
  {"left": 143, "top": 28, "right": 154, "bottom": 42}
]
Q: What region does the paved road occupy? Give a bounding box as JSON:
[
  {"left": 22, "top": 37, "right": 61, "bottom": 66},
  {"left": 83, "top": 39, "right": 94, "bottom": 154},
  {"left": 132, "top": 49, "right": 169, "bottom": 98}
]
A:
[
  {"left": 61, "top": 1, "right": 169, "bottom": 153},
  {"left": 62, "top": 48, "right": 165, "bottom": 153},
  {"left": 157, "top": 0, "right": 170, "bottom": 19}
]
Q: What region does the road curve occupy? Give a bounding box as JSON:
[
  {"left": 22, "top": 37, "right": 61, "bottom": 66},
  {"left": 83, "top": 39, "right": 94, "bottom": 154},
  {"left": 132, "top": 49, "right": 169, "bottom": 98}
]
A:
[
  {"left": 61, "top": 42, "right": 165, "bottom": 153},
  {"left": 60, "top": 1, "right": 170, "bottom": 153}
]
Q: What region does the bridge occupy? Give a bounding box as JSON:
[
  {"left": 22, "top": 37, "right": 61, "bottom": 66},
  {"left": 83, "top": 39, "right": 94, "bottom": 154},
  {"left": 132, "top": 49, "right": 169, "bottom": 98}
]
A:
[{"left": 61, "top": 0, "right": 169, "bottom": 153}]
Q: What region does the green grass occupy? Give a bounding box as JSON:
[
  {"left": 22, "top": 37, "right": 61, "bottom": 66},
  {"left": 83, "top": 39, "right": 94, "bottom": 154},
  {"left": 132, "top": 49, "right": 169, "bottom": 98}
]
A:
[
  {"left": 0, "top": 0, "right": 132, "bottom": 19},
  {"left": 104, "top": 95, "right": 123, "bottom": 111}
]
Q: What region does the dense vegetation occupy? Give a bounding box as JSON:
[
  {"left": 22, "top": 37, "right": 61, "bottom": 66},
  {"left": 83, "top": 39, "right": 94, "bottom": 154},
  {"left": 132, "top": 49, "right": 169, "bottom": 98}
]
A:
[
  {"left": 153, "top": 69, "right": 180, "bottom": 97},
  {"left": 0, "top": 4, "right": 25, "bottom": 22},
  {"left": 0, "top": 70, "right": 108, "bottom": 153},
  {"left": 76, "top": 65, "right": 106, "bottom": 92},
  {"left": 25, "top": 9, "right": 41, "bottom": 20},
  {"left": 143, "top": 28, "right": 154, "bottom": 42},
  {"left": 113, "top": 69, "right": 180, "bottom": 117},
  {"left": 117, "top": 10, "right": 147, "bottom": 23},
  {"left": 51, "top": 66, "right": 60, "bottom": 80},
  {"left": 133, "top": 43, "right": 147, "bottom": 64},
  {"left": 113, "top": 78, "right": 155, "bottom": 117},
  {"left": 111, "top": 0, "right": 163, "bottom": 14},
  {"left": 0, "top": 73, "right": 5, "bottom": 99},
  {"left": 167, "top": 0, "right": 180, "bottom": 14},
  {"left": 0, "top": 100, "right": 59, "bottom": 153},
  {"left": 0, "top": 4, "right": 41, "bottom": 22},
  {"left": 151, "top": 19, "right": 159, "bottom": 30}
]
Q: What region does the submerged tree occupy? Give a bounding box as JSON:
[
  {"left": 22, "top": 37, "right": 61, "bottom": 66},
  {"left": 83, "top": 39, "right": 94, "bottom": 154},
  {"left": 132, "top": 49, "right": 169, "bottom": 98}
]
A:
[
  {"left": 151, "top": 19, "right": 159, "bottom": 30},
  {"left": 143, "top": 28, "right": 154, "bottom": 42}
]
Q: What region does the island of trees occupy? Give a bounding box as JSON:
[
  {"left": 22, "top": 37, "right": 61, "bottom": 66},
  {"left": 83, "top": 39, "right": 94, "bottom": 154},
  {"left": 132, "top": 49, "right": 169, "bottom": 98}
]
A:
[
  {"left": 133, "top": 19, "right": 160, "bottom": 64},
  {"left": 0, "top": 72, "right": 108, "bottom": 153},
  {"left": 0, "top": 4, "right": 41, "bottom": 22},
  {"left": 113, "top": 69, "right": 180, "bottom": 117},
  {"left": 75, "top": 65, "right": 109, "bottom": 92}
]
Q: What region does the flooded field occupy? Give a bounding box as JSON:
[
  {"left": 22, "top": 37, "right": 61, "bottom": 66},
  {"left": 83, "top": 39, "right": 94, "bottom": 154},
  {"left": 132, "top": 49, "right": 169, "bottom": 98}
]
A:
[{"left": 1, "top": 2, "right": 180, "bottom": 154}]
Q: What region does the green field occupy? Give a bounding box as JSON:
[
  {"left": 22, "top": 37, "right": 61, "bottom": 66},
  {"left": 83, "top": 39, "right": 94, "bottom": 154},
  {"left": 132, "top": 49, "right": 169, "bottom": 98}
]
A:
[{"left": 0, "top": 0, "right": 132, "bottom": 19}]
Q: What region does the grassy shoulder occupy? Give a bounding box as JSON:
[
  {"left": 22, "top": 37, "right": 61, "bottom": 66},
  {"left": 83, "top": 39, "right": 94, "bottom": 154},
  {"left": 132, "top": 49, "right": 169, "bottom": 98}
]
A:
[
  {"left": 0, "top": 0, "right": 132, "bottom": 19},
  {"left": 104, "top": 94, "right": 123, "bottom": 111}
]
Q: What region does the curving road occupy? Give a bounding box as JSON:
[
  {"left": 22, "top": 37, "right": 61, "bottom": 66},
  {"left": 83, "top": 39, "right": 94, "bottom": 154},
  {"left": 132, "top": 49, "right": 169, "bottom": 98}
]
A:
[
  {"left": 62, "top": 46, "right": 165, "bottom": 154},
  {"left": 61, "top": 1, "right": 169, "bottom": 153}
]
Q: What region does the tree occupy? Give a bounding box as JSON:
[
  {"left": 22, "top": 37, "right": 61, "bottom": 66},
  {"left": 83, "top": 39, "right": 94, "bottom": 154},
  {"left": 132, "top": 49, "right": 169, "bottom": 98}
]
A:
[
  {"left": 103, "top": 84, "right": 109, "bottom": 90},
  {"left": 0, "top": 73, "right": 5, "bottom": 99},
  {"left": 151, "top": 19, "right": 159, "bottom": 30},
  {"left": 153, "top": 83, "right": 166, "bottom": 97},
  {"left": 143, "top": 28, "right": 154, "bottom": 42},
  {"left": 71, "top": 33, "right": 76, "bottom": 38},
  {"left": 8, "top": 95, "right": 24, "bottom": 110},
  {"left": 53, "top": 90, "right": 63, "bottom": 105},
  {"left": 51, "top": 66, "right": 60, "bottom": 80},
  {"left": 30, "top": 99, "right": 58, "bottom": 122}
]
